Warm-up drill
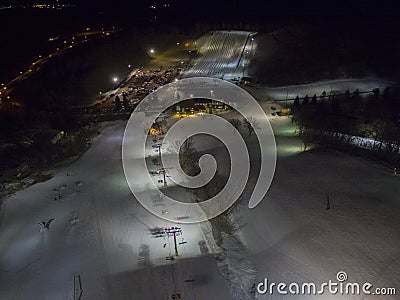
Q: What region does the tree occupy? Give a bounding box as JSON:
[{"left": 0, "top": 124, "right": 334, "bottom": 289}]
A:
[
  {"left": 229, "top": 119, "right": 242, "bottom": 130},
  {"left": 294, "top": 95, "right": 300, "bottom": 106},
  {"left": 373, "top": 88, "right": 380, "bottom": 98},
  {"left": 122, "top": 94, "right": 129, "bottom": 109},
  {"left": 344, "top": 89, "right": 350, "bottom": 100},
  {"left": 311, "top": 94, "right": 317, "bottom": 105},
  {"left": 114, "top": 95, "right": 122, "bottom": 110},
  {"left": 243, "top": 116, "right": 259, "bottom": 136},
  {"left": 384, "top": 123, "right": 400, "bottom": 153},
  {"left": 168, "top": 137, "right": 200, "bottom": 176},
  {"left": 299, "top": 127, "right": 313, "bottom": 151},
  {"left": 350, "top": 89, "right": 362, "bottom": 111},
  {"left": 331, "top": 95, "right": 342, "bottom": 114},
  {"left": 321, "top": 91, "right": 327, "bottom": 100},
  {"left": 302, "top": 95, "right": 309, "bottom": 105},
  {"left": 382, "top": 87, "right": 390, "bottom": 100}
]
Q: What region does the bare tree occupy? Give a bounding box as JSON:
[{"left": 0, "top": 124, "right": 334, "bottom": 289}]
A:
[
  {"left": 229, "top": 118, "right": 242, "bottom": 130},
  {"left": 243, "top": 116, "right": 259, "bottom": 136},
  {"left": 299, "top": 127, "right": 313, "bottom": 151},
  {"left": 168, "top": 137, "right": 200, "bottom": 176}
]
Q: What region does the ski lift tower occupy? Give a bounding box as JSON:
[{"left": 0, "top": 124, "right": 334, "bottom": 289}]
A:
[{"left": 164, "top": 226, "right": 182, "bottom": 256}]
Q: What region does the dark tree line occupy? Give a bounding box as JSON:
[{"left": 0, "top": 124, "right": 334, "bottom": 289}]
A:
[{"left": 292, "top": 87, "right": 400, "bottom": 164}]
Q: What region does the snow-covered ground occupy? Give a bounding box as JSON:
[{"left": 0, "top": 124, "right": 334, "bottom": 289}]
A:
[
  {"left": 1, "top": 103, "right": 399, "bottom": 300},
  {"left": 246, "top": 78, "right": 392, "bottom": 102},
  {"left": 1, "top": 28, "right": 399, "bottom": 300},
  {"left": 0, "top": 121, "right": 231, "bottom": 300},
  {"left": 228, "top": 108, "right": 400, "bottom": 299},
  {"left": 182, "top": 31, "right": 255, "bottom": 80}
]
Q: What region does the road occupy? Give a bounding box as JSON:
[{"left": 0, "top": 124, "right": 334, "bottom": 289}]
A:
[{"left": 0, "top": 29, "right": 117, "bottom": 104}]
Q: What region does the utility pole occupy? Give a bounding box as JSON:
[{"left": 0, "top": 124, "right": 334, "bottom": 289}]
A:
[
  {"left": 152, "top": 143, "right": 162, "bottom": 158},
  {"left": 165, "top": 227, "right": 182, "bottom": 256},
  {"left": 162, "top": 169, "right": 167, "bottom": 187},
  {"left": 326, "top": 194, "right": 330, "bottom": 210},
  {"left": 286, "top": 90, "right": 288, "bottom": 106}
]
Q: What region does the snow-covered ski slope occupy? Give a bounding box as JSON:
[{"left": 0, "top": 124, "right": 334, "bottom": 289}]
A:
[
  {"left": 0, "top": 122, "right": 231, "bottom": 300},
  {"left": 182, "top": 31, "right": 255, "bottom": 80}
]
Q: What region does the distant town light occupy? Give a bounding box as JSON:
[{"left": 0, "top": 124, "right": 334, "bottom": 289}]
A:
[
  {"left": 112, "top": 77, "right": 118, "bottom": 83},
  {"left": 128, "top": 64, "right": 131, "bottom": 68},
  {"left": 149, "top": 48, "right": 155, "bottom": 54}
]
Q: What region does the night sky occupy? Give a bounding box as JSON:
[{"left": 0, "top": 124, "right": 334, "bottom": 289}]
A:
[
  {"left": 1, "top": 0, "right": 399, "bottom": 23},
  {"left": 1, "top": 0, "right": 400, "bottom": 82}
]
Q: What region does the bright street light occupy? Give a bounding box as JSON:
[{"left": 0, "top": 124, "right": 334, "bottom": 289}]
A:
[
  {"left": 149, "top": 48, "right": 155, "bottom": 54},
  {"left": 112, "top": 77, "right": 118, "bottom": 83}
]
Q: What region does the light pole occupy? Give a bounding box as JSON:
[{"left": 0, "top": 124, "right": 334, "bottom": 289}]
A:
[{"left": 148, "top": 48, "right": 155, "bottom": 58}]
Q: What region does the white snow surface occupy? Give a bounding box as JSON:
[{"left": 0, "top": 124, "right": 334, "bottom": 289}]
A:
[
  {"left": 1, "top": 101, "right": 400, "bottom": 299},
  {"left": 182, "top": 31, "right": 255, "bottom": 80},
  {"left": 0, "top": 121, "right": 231, "bottom": 300},
  {"left": 230, "top": 109, "right": 400, "bottom": 299},
  {"left": 246, "top": 78, "right": 392, "bottom": 102}
]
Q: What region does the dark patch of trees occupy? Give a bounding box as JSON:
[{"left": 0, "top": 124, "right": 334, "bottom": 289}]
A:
[{"left": 292, "top": 87, "right": 400, "bottom": 165}]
